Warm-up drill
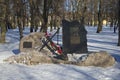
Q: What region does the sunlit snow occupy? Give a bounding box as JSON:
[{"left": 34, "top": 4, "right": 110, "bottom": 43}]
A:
[{"left": 0, "top": 26, "right": 120, "bottom": 80}]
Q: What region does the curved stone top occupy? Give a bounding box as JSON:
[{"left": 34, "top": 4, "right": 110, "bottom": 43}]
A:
[{"left": 19, "top": 32, "right": 45, "bottom": 52}]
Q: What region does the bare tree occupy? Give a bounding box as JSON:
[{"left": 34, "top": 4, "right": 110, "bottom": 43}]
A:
[
  {"left": 118, "top": 0, "right": 120, "bottom": 46},
  {"left": 96, "top": 0, "right": 102, "bottom": 33},
  {"left": 40, "top": 0, "right": 65, "bottom": 32},
  {"left": 0, "top": 0, "right": 7, "bottom": 43},
  {"left": 40, "top": 0, "right": 48, "bottom": 32},
  {"left": 13, "top": 0, "right": 25, "bottom": 39}
]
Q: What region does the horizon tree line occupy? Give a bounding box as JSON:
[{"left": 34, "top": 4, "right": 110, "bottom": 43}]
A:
[{"left": 0, "top": 0, "right": 120, "bottom": 46}]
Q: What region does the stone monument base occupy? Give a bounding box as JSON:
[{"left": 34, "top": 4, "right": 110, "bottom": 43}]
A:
[{"left": 19, "top": 32, "right": 45, "bottom": 52}]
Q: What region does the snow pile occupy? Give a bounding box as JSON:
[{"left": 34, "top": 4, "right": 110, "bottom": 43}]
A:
[
  {"left": 4, "top": 50, "right": 115, "bottom": 68},
  {"left": 4, "top": 50, "right": 53, "bottom": 65},
  {"left": 79, "top": 51, "right": 116, "bottom": 67}
]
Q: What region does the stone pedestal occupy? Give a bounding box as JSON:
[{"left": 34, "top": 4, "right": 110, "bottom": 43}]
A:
[{"left": 19, "top": 32, "right": 45, "bottom": 52}]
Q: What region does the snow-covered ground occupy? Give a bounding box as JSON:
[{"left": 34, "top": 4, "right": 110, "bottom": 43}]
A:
[{"left": 0, "top": 26, "right": 120, "bottom": 80}]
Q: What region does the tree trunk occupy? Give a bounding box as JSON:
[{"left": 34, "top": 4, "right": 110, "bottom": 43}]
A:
[
  {"left": 41, "top": 0, "right": 48, "bottom": 32},
  {"left": 118, "top": 0, "right": 120, "bottom": 46},
  {"left": 0, "top": 1, "right": 7, "bottom": 43},
  {"left": 0, "top": 21, "right": 6, "bottom": 43},
  {"left": 50, "top": 14, "right": 53, "bottom": 31},
  {"left": 118, "top": 24, "right": 120, "bottom": 46},
  {"left": 16, "top": 0, "right": 24, "bottom": 39},
  {"left": 96, "top": 0, "right": 102, "bottom": 33},
  {"left": 30, "top": 5, "right": 34, "bottom": 32},
  {"left": 17, "top": 17, "right": 23, "bottom": 39},
  {"left": 12, "top": 16, "right": 16, "bottom": 29}
]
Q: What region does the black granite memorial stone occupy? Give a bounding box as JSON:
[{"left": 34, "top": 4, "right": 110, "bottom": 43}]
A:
[{"left": 62, "top": 20, "right": 88, "bottom": 54}]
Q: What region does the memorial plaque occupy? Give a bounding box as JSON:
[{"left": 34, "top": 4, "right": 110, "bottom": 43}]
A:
[
  {"left": 23, "top": 42, "right": 32, "bottom": 48},
  {"left": 62, "top": 19, "right": 88, "bottom": 54},
  {"left": 70, "top": 26, "right": 80, "bottom": 44}
]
